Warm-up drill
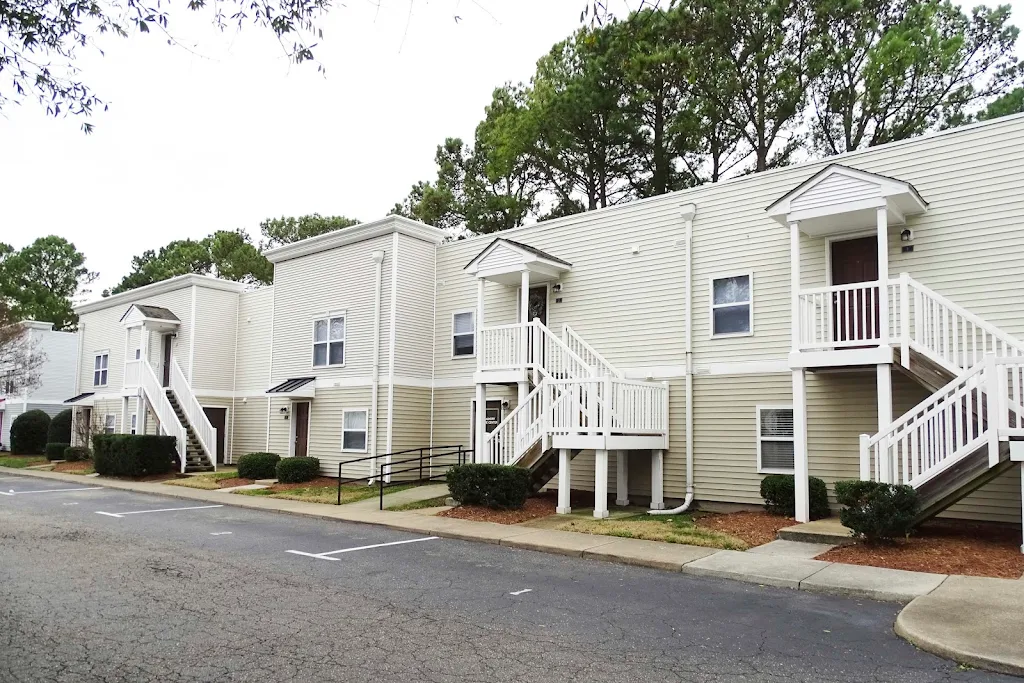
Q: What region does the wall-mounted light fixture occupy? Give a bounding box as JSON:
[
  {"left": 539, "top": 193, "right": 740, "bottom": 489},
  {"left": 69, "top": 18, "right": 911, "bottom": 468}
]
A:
[
  {"left": 279, "top": 406, "right": 289, "bottom": 420},
  {"left": 900, "top": 228, "right": 913, "bottom": 242},
  {"left": 552, "top": 283, "right": 562, "bottom": 292}
]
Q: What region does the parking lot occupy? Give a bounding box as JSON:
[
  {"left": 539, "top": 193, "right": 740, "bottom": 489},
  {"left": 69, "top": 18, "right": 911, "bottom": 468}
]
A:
[{"left": 0, "top": 471, "right": 1015, "bottom": 683}]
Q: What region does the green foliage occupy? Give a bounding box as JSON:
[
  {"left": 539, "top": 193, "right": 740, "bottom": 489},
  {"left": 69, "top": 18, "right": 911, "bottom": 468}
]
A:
[
  {"left": 238, "top": 452, "right": 281, "bottom": 480},
  {"left": 10, "top": 410, "right": 51, "bottom": 455},
  {"left": 63, "top": 446, "right": 90, "bottom": 462},
  {"left": 447, "top": 464, "right": 531, "bottom": 510},
  {"left": 45, "top": 442, "right": 71, "bottom": 460},
  {"left": 91, "top": 434, "right": 177, "bottom": 477},
  {"left": 979, "top": 87, "right": 1024, "bottom": 120},
  {"left": 276, "top": 456, "right": 321, "bottom": 483},
  {"left": 47, "top": 409, "right": 72, "bottom": 445},
  {"left": 760, "top": 474, "right": 831, "bottom": 520},
  {"left": 834, "top": 480, "right": 920, "bottom": 542},
  {"left": 259, "top": 215, "right": 360, "bottom": 250},
  {"left": 0, "top": 236, "right": 97, "bottom": 330}
]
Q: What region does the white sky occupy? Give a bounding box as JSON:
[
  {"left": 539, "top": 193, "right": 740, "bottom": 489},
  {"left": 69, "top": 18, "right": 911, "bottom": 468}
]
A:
[{"left": 1, "top": 0, "right": 1022, "bottom": 299}]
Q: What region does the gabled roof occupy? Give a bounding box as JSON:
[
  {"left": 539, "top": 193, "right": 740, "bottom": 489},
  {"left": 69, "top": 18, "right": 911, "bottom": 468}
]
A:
[
  {"left": 119, "top": 304, "right": 180, "bottom": 323},
  {"left": 464, "top": 238, "right": 572, "bottom": 271}
]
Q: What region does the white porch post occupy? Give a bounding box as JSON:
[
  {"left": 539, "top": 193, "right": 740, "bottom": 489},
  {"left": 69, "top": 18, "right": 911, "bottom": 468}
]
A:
[
  {"left": 877, "top": 206, "right": 890, "bottom": 346},
  {"left": 519, "top": 270, "right": 530, "bottom": 406},
  {"left": 1019, "top": 463, "right": 1023, "bottom": 554},
  {"left": 793, "top": 369, "right": 809, "bottom": 523},
  {"left": 474, "top": 385, "right": 486, "bottom": 464},
  {"left": 557, "top": 448, "right": 572, "bottom": 514},
  {"left": 615, "top": 451, "right": 630, "bottom": 506},
  {"left": 120, "top": 397, "right": 128, "bottom": 434},
  {"left": 476, "top": 277, "right": 486, "bottom": 354},
  {"left": 877, "top": 363, "right": 894, "bottom": 483},
  {"left": 594, "top": 449, "right": 609, "bottom": 518},
  {"left": 790, "top": 221, "right": 801, "bottom": 352},
  {"left": 650, "top": 449, "right": 665, "bottom": 510}
]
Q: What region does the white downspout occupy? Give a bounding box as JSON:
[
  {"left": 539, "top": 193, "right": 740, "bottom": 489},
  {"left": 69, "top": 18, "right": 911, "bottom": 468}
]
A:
[
  {"left": 369, "top": 249, "right": 386, "bottom": 481},
  {"left": 651, "top": 203, "right": 697, "bottom": 515}
]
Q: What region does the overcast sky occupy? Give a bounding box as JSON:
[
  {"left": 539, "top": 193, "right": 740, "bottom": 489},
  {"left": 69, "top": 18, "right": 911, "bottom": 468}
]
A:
[{"left": 1, "top": 0, "right": 1022, "bottom": 299}]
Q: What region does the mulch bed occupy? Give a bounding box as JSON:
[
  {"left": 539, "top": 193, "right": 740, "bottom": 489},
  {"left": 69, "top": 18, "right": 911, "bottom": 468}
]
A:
[
  {"left": 439, "top": 496, "right": 558, "bottom": 525},
  {"left": 818, "top": 519, "right": 1024, "bottom": 579},
  {"left": 695, "top": 511, "right": 795, "bottom": 547},
  {"left": 52, "top": 461, "right": 93, "bottom": 473},
  {"left": 266, "top": 476, "right": 338, "bottom": 492}
]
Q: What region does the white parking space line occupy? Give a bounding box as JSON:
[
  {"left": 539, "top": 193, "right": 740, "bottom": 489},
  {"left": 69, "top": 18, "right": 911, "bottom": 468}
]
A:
[
  {"left": 210, "top": 532, "right": 233, "bottom": 536},
  {"left": 287, "top": 536, "right": 440, "bottom": 561},
  {"left": 0, "top": 487, "right": 103, "bottom": 496},
  {"left": 95, "top": 504, "right": 224, "bottom": 518},
  {"left": 510, "top": 588, "right": 533, "bottom": 596}
]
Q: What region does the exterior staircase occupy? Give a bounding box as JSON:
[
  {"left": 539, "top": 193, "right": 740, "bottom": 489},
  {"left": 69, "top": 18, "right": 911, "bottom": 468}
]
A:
[{"left": 165, "top": 390, "right": 215, "bottom": 473}]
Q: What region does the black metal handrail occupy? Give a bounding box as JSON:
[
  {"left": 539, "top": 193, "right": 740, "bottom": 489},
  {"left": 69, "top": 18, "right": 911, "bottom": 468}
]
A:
[{"left": 335, "top": 445, "right": 471, "bottom": 506}]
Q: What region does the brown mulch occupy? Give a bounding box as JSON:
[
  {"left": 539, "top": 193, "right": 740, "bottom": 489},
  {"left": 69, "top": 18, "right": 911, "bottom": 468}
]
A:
[
  {"left": 439, "top": 496, "right": 558, "bottom": 525},
  {"left": 52, "top": 461, "right": 93, "bottom": 473},
  {"left": 695, "top": 511, "right": 796, "bottom": 547},
  {"left": 818, "top": 519, "right": 1024, "bottom": 579},
  {"left": 216, "top": 477, "right": 255, "bottom": 488},
  {"left": 266, "top": 476, "right": 338, "bottom": 492}
]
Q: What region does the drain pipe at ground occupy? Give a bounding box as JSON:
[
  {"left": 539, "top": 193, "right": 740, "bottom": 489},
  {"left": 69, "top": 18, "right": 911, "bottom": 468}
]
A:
[{"left": 650, "top": 203, "right": 697, "bottom": 515}]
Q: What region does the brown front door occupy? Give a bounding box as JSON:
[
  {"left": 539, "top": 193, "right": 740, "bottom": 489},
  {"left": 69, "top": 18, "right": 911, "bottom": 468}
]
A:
[
  {"left": 161, "top": 334, "right": 173, "bottom": 387},
  {"left": 293, "top": 402, "right": 310, "bottom": 458},
  {"left": 527, "top": 286, "right": 548, "bottom": 326},
  {"left": 202, "top": 407, "right": 227, "bottom": 464},
  {"left": 830, "top": 236, "right": 880, "bottom": 344}
]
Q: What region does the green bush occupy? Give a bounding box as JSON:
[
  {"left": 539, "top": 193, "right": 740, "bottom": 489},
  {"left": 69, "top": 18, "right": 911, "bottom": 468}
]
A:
[
  {"left": 447, "top": 464, "right": 531, "bottom": 510},
  {"left": 10, "top": 410, "right": 51, "bottom": 455},
  {"left": 47, "top": 409, "right": 73, "bottom": 445},
  {"left": 45, "top": 442, "right": 71, "bottom": 460},
  {"left": 760, "top": 474, "right": 831, "bottom": 520},
  {"left": 63, "top": 446, "right": 91, "bottom": 462},
  {"left": 238, "top": 452, "right": 280, "bottom": 479},
  {"left": 276, "top": 456, "right": 321, "bottom": 483},
  {"left": 834, "top": 480, "right": 920, "bottom": 542},
  {"left": 92, "top": 434, "right": 177, "bottom": 477}
]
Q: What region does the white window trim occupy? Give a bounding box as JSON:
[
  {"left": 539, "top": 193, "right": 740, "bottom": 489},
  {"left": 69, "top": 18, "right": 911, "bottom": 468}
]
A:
[
  {"left": 311, "top": 312, "right": 346, "bottom": 369},
  {"left": 709, "top": 271, "right": 754, "bottom": 339},
  {"left": 451, "top": 310, "right": 476, "bottom": 359},
  {"left": 103, "top": 413, "right": 117, "bottom": 434},
  {"left": 341, "top": 408, "right": 369, "bottom": 453},
  {"left": 93, "top": 351, "right": 110, "bottom": 387},
  {"left": 756, "top": 403, "right": 795, "bottom": 474}
]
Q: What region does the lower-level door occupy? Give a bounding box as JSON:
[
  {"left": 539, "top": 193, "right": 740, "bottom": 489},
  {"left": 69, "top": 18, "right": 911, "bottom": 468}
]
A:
[
  {"left": 202, "top": 407, "right": 227, "bottom": 464},
  {"left": 293, "top": 402, "right": 310, "bottom": 458}
]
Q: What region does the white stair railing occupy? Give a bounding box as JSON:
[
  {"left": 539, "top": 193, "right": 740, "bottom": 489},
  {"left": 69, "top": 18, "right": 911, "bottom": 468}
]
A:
[
  {"left": 562, "top": 325, "right": 622, "bottom": 377},
  {"left": 478, "top": 323, "right": 524, "bottom": 371},
  {"left": 138, "top": 360, "right": 188, "bottom": 472},
  {"left": 169, "top": 358, "right": 217, "bottom": 470},
  {"left": 485, "top": 382, "right": 546, "bottom": 466}
]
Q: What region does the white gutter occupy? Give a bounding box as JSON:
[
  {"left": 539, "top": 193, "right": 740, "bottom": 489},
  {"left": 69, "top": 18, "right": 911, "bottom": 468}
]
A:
[
  {"left": 651, "top": 203, "right": 697, "bottom": 515},
  {"left": 384, "top": 233, "right": 399, "bottom": 482},
  {"left": 368, "top": 249, "right": 386, "bottom": 481},
  {"left": 188, "top": 285, "right": 197, "bottom": 382}
]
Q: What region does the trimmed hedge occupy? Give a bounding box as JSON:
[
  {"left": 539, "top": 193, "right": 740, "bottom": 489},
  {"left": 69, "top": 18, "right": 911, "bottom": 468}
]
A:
[
  {"left": 238, "top": 452, "right": 281, "bottom": 480},
  {"left": 47, "top": 409, "right": 73, "bottom": 445},
  {"left": 63, "top": 446, "right": 91, "bottom": 462},
  {"left": 276, "top": 456, "right": 321, "bottom": 483},
  {"left": 835, "top": 480, "right": 920, "bottom": 542},
  {"left": 45, "top": 442, "right": 71, "bottom": 461},
  {"left": 447, "top": 464, "right": 531, "bottom": 510},
  {"left": 92, "top": 434, "right": 177, "bottom": 477},
  {"left": 10, "top": 410, "right": 51, "bottom": 455},
  {"left": 760, "top": 474, "right": 831, "bottom": 520}
]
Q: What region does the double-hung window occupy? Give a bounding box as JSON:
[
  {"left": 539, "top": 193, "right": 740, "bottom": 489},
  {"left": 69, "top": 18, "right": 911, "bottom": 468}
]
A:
[
  {"left": 452, "top": 311, "right": 476, "bottom": 357},
  {"left": 757, "top": 406, "right": 795, "bottom": 473},
  {"left": 103, "top": 414, "right": 116, "bottom": 434},
  {"left": 711, "top": 273, "right": 752, "bottom": 337},
  {"left": 313, "top": 315, "right": 346, "bottom": 367},
  {"left": 341, "top": 409, "right": 368, "bottom": 452},
  {"left": 93, "top": 353, "right": 109, "bottom": 386}
]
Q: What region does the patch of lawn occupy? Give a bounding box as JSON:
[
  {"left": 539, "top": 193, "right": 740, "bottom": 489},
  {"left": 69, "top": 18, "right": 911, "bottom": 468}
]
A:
[
  {"left": 556, "top": 513, "right": 749, "bottom": 550},
  {"left": 0, "top": 455, "right": 48, "bottom": 468},
  {"left": 237, "top": 483, "right": 417, "bottom": 505},
  {"left": 163, "top": 472, "right": 239, "bottom": 490},
  {"left": 387, "top": 495, "right": 450, "bottom": 511}
]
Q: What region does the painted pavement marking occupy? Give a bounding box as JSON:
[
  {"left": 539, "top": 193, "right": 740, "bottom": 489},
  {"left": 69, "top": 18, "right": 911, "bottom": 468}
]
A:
[
  {"left": 509, "top": 588, "right": 533, "bottom": 596},
  {"left": 95, "top": 504, "right": 224, "bottom": 518},
  {"left": 286, "top": 536, "right": 440, "bottom": 561},
  {"left": 0, "top": 487, "right": 103, "bottom": 496},
  {"left": 210, "top": 532, "right": 233, "bottom": 536}
]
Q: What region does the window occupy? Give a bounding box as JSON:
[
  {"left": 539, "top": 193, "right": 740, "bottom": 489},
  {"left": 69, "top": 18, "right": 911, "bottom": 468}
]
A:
[
  {"left": 711, "top": 273, "right": 752, "bottom": 337},
  {"left": 312, "top": 315, "right": 346, "bottom": 367},
  {"left": 130, "top": 413, "right": 138, "bottom": 435},
  {"left": 3, "top": 379, "right": 15, "bottom": 395},
  {"left": 93, "top": 353, "right": 109, "bottom": 386},
  {"left": 342, "top": 409, "right": 368, "bottom": 452},
  {"left": 757, "top": 406, "right": 795, "bottom": 473},
  {"left": 103, "top": 414, "right": 116, "bottom": 434},
  {"left": 452, "top": 311, "right": 475, "bottom": 357},
  {"left": 135, "top": 348, "right": 141, "bottom": 360}
]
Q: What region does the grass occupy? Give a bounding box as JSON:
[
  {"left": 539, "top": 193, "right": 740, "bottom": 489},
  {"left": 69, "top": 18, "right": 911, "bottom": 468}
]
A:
[
  {"left": 237, "top": 482, "right": 417, "bottom": 505},
  {"left": 163, "top": 472, "right": 240, "bottom": 490},
  {"left": 0, "top": 455, "right": 48, "bottom": 468},
  {"left": 387, "top": 495, "right": 450, "bottom": 511},
  {"left": 555, "top": 513, "right": 749, "bottom": 550}
]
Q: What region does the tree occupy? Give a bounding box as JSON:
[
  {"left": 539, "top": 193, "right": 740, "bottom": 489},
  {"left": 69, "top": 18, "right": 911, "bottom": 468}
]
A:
[
  {"left": 0, "top": 301, "right": 45, "bottom": 400},
  {"left": 978, "top": 87, "right": 1024, "bottom": 120},
  {"left": 258, "top": 214, "right": 361, "bottom": 250},
  {"left": 0, "top": 236, "right": 97, "bottom": 330},
  {"left": 209, "top": 230, "right": 274, "bottom": 284},
  {"left": 1, "top": 0, "right": 332, "bottom": 131}
]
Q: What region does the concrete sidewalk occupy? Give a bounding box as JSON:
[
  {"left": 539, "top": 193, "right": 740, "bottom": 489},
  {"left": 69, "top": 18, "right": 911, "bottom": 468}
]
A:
[{"left": 3, "top": 466, "right": 1023, "bottom": 675}]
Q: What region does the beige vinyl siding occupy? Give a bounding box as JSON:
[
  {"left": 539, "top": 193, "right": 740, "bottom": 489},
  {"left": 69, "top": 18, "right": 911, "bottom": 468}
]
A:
[
  {"left": 394, "top": 235, "right": 436, "bottom": 379},
  {"left": 191, "top": 287, "right": 241, "bottom": 392},
  {"left": 234, "top": 288, "right": 274, "bottom": 393},
  {"left": 389, "top": 385, "right": 432, "bottom": 454},
  {"left": 790, "top": 172, "right": 880, "bottom": 212},
  {"left": 303, "top": 386, "right": 376, "bottom": 478},
  {"left": 229, "top": 397, "right": 268, "bottom": 462},
  {"left": 267, "top": 396, "right": 291, "bottom": 456},
  {"left": 429, "top": 387, "right": 474, "bottom": 449}
]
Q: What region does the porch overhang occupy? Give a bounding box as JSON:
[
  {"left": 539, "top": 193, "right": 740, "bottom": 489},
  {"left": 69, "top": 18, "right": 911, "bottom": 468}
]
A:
[
  {"left": 266, "top": 377, "right": 316, "bottom": 399},
  {"left": 119, "top": 304, "right": 181, "bottom": 332},
  {"left": 464, "top": 238, "right": 571, "bottom": 285},
  {"left": 766, "top": 164, "right": 928, "bottom": 237},
  {"left": 63, "top": 392, "right": 96, "bottom": 406}
]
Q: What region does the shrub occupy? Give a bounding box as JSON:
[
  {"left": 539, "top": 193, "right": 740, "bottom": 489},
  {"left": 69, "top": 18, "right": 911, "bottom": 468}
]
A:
[
  {"left": 834, "top": 480, "right": 920, "bottom": 542},
  {"left": 276, "top": 456, "right": 321, "bottom": 483},
  {"left": 47, "top": 409, "right": 73, "bottom": 445},
  {"left": 447, "top": 464, "right": 531, "bottom": 510},
  {"left": 45, "top": 442, "right": 71, "bottom": 461},
  {"left": 63, "top": 446, "right": 91, "bottom": 462},
  {"left": 238, "top": 452, "right": 281, "bottom": 480},
  {"left": 10, "top": 410, "right": 51, "bottom": 455},
  {"left": 760, "top": 474, "right": 831, "bottom": 520},
  {"left": 92, "top": 434, "right": 177, "bottom": 477}
]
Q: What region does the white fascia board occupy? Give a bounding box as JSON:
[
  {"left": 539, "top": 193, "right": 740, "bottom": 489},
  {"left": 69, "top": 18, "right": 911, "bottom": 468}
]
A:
[
  {"left": 76, "top": 275, "right": 245, "bottom": 315},
  {"left": 264, "top": 216, "right": 444, "bottom": 264}
]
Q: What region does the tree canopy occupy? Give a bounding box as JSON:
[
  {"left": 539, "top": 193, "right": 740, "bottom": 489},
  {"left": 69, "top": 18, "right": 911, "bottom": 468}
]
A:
[{"left": 0, "top": 236, "right": 96, "bottom": 330}]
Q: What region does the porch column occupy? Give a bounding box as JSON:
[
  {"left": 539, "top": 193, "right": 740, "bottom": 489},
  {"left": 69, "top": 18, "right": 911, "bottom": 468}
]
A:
[
  {"left": 615, "top": 451, "right": 630, "bottom": 506},
  {"left": 519, "top": 269, "right": 531, "bottom": 406},
  {"left": 877, "top": 206, "right": 890, "bottom": 346},
  {"left": 474, "top": 384, "right": 487, "bottom": 464},
  {"left": 70, "top": 408, "right": 78, "bottom": 447},
  {"left": 789, "top": 221, "right": 801, "bottom": 352},
  {"left": 120, "top": 397, "right": 128, "bottom": 434},
  {"left": 594, "top": 449, "right": 609, "bottom": 518},
  {"left": 650, "top": 449, "right": 665, "bottom": 510},
  {"left": 1019, "top": 463, "right": 1023, "bottom": 554},
  {"left": 557, "top": 448, "right": 572, "bottom": 514},
  {"left": 877, "top": 363, "right": 894, "bottom": 483},
  {"left": 792, "top": 369, "right": 809, "bottom": 523},
  {"left": 476, "top": 277, "right": 486, "bottom": 356}
]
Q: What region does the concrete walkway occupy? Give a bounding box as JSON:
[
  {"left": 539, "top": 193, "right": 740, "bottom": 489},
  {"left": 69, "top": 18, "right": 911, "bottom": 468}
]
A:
[{"left": 3, "top": 465, "right": 1023, "bottom": 676}]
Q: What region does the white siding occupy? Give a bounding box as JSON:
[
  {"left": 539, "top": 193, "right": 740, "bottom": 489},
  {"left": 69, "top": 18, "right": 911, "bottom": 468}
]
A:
[
  {"left": 191, "top": 287, "right": 241, "bottom": 392},
  {"left": 790, "top": 172, "right": 881, "bottom": 212}
]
